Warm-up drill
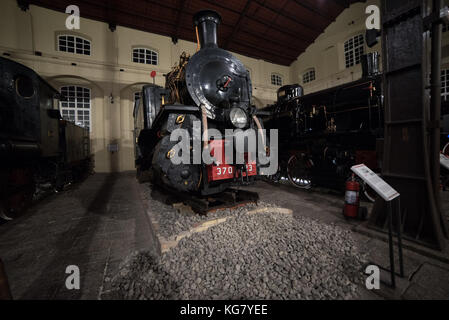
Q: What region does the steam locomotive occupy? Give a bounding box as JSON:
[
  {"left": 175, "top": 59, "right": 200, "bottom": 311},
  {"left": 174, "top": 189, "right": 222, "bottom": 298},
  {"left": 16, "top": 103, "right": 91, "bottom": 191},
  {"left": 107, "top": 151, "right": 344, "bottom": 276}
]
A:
[
  {"left": 134, "top": 10, "right": 267, "bottom": 196},
  {"left": 261, "top": 54, "right": 384, "bottom": 197},
  {"left": 262, "top": 51, "right": 449, "bottom": 194},
  {"left": 0, "top": 57, "right": 91, "bottom": 221}
]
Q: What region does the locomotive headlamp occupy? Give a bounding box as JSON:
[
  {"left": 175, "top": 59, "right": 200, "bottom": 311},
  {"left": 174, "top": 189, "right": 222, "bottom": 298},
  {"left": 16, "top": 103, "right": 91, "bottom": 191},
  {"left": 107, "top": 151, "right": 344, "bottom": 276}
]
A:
[{"left": 229, "top": 107, "right": 247, "bottom": 128}]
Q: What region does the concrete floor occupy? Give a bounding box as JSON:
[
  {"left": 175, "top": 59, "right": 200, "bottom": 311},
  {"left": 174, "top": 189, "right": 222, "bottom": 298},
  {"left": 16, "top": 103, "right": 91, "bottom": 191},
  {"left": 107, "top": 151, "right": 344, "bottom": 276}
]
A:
[
  {"left": 0, "top": 172, "right": 157, "bottom": 299},
  {"left": 0, "top": 172, "right": 448, "bottom": 299}
]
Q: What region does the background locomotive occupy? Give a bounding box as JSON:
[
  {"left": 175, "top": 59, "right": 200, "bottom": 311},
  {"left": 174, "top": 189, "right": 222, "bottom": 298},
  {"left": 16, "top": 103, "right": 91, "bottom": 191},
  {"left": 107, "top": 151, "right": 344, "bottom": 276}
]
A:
[
  {"left": 262, "top": 51, "right": 449, "bottom": 195},
  {"left": 262, "top": 52, "right": 384, "bottom": 198},
  {"left": 0, "top": 57, "right": 91, "bottom": 221},
  {"left": 134, "top": 10, "right": 267, "bottom": 197}
]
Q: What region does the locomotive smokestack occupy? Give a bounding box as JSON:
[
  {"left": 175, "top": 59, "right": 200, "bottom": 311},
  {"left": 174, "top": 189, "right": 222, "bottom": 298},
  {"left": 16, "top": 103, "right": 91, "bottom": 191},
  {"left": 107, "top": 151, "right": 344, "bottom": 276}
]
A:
[{"left": 193, "top": 10, "right": 222, "bottom": 49}]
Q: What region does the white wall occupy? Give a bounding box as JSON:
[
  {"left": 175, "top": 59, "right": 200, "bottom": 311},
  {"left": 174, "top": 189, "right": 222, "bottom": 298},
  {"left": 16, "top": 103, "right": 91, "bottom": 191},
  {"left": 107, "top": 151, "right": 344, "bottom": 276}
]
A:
[{"left": 0, "top": 0, "right": 290, "bottom": 172}]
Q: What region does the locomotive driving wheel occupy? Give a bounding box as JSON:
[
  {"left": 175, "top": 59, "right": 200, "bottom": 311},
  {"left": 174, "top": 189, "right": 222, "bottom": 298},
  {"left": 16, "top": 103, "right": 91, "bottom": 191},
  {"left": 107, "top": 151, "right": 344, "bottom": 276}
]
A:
[{"left": 287, "top": 154, "right": 312, "bottom": 189}]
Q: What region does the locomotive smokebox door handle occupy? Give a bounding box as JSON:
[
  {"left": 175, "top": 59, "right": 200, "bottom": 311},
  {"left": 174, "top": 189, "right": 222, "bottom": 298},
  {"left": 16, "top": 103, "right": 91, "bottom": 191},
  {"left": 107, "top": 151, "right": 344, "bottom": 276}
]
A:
[{"left": 216, "top": 75, "right": 232, "bottom": 92}]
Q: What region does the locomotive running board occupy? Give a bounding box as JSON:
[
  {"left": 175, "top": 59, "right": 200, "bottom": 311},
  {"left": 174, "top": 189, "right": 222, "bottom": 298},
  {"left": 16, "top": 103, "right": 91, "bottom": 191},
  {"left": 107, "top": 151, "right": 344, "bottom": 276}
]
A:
[{"left": 151, "top": 186, "right": 259, "bottom": 215}]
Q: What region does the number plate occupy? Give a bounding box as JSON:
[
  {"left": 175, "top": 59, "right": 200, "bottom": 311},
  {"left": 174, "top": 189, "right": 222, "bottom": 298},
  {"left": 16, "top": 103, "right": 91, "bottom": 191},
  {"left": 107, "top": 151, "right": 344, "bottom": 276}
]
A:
[
  {"left": 207, "top": 162, "right": 257, "bottom": 182},
  {"left": 241, "top": 162, "right": 257, "bottom": 177},
  {"left": 211, "top": 165, "right": 235, "bottom": 181}
]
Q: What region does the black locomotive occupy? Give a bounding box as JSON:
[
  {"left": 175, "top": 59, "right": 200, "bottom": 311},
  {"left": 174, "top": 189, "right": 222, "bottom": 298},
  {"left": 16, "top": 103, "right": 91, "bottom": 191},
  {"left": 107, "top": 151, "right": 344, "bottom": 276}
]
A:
[
  {"left": 263, "top": 51, "right": 449, "bottom": 194},
  {"left": 134, "top": 10, "right": 267, "bottom": 196},
  {"left": 0, "top": 57, "right": 91, "bottom": 220}
]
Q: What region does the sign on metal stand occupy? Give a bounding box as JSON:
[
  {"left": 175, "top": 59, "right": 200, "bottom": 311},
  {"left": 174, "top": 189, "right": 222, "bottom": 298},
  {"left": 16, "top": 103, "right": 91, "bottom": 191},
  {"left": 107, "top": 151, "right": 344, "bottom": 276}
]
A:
[{"left": 351, "top": 164, "right": 404, "bottom": 288}]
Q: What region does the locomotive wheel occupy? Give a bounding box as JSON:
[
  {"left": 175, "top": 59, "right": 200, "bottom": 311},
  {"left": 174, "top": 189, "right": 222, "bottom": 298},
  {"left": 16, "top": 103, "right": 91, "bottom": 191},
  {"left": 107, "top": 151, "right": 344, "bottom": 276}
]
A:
[{"left": 287, "top": 155, "right": 312, "bottom": 189}]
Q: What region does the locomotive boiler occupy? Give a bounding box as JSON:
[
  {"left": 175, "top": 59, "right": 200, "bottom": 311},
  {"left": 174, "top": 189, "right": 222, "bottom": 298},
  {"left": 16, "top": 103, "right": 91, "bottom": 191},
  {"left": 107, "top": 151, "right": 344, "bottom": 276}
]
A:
[
  {"left": 134, "top": 10, "right": 267, "bottom": 197},
  {"left": 0, "top": 57, "right": 91, "bottom": 221}
]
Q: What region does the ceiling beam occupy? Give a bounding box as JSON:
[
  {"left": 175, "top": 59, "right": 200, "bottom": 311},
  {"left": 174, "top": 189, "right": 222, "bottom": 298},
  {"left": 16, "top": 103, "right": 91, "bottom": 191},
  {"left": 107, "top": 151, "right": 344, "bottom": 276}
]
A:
[
  {"left": 223, "top": 0, "right": 252, "bottom": 49},
  {"left": 333, "top": 0, "right": 351, "bottom": 8},
  {"left": 174, "top": 0, "right": 188, "bottom": 38},
  {"left": 292, "top": 0, "right": 336, "bottom": 22},
  {"left": 252, "top": 0, "right": 323, "bottom": 34},
  {"left": 262, "top": 0, "right": 288, "bottom": 38},
  {"left": 199, "top": 0, "right": 316, "bottom": 43},
  {"left": 106, "top": 0, "right": 117, "bottom": 31}
]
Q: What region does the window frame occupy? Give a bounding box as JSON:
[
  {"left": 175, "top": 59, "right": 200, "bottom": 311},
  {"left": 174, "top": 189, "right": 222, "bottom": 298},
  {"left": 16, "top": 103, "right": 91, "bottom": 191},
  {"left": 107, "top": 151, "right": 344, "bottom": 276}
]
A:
[
  {"left": 271, "top": 73, "right": 283, "bottom": 86},
  {"left": 132, "top": 47, "right": 159, "bottom": 65},
  {"left": 59, "top": 85, "right": 92, "bottom": 131},
  {"left": 344, "top": 34, "right": 365, "bottom": 69},
  {"left": 57, "top": 34, "right": 91, "bottom": 56},
  {"left": 302, "top": 68, "right": 316, "bottom": 84}
]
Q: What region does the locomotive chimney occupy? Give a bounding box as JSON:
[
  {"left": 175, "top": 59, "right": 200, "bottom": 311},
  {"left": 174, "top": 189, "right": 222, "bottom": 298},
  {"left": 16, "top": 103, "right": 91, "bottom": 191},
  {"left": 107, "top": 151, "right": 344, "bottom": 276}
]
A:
[{"left": 193, "top": 10, "right": 222, "bottom": 49}]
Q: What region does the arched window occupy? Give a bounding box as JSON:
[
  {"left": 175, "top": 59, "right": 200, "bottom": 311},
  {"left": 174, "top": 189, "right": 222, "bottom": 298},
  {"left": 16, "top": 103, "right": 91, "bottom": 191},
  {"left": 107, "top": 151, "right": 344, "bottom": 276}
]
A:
[
  {"left": 58, "top": 35, "right": 91, "bottom": 55},
  {"left": 271, "top": 73, "right": 283, "bottom": 86},
  {"left": 303, "top": 68, "right": 316, "bottom": 84},
  {"left": 344, "top": 34, "right": 364, "bottom": 68},
  {"left": 60, "top": 86, "right": 91, "bottom": 129},
  {"left": 132, "top": 48, "right": 158, "bottom": 65}
]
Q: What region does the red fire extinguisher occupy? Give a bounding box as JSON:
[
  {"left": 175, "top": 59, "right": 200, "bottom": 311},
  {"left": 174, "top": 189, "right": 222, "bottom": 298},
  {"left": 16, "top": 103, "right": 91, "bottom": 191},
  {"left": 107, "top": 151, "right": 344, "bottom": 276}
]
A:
[{"left": 344, "top": 174, "right": 360, "bottom": 218}]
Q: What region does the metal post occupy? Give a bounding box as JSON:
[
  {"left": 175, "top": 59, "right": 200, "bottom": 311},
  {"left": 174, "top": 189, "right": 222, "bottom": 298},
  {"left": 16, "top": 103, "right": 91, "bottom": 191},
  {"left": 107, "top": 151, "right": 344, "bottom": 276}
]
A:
[
  {"left": 396, "top": 197, "right": 404, "bottom": 277},
  {"left": 431, "top": 0, "right": 442, "bottom": 211},
  {"left": 387, "top": 200, "right": 396, "bottom": 288},
  {"left": 0, "top": 258, "right": 12, "bottom": 300}
]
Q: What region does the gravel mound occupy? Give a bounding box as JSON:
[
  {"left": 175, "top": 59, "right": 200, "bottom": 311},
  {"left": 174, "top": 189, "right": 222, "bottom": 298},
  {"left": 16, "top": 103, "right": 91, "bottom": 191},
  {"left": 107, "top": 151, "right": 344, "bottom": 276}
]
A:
[
  {"left": 142, "top": 183, "right": 273, "bottom": 240},
  {"left": 110, "top": 207, "right": 368, "bottom": 300}
]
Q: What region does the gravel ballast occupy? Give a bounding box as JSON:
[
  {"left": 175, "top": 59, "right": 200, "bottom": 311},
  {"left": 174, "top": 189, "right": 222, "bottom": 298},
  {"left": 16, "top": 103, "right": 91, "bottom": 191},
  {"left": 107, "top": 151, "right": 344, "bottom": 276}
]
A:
[
  {"left": 110, "top": 196, "right": 368, "bottom": 300},
  {"left": 142, "top": 183, "right": 266, "bottom": 240}
]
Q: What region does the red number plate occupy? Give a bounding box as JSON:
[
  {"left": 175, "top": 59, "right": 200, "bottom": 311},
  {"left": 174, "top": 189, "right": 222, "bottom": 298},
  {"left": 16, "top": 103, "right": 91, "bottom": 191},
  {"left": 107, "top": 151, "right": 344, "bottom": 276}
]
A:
[
  {"left": 241, "top": 162, "right": 257, "bottom": 177},
  {"left": 207, "top": 163, "right": 257, "bottom": 182},
  {"left": 209, "top": 165, "right": 234, "bottom": 181}
]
